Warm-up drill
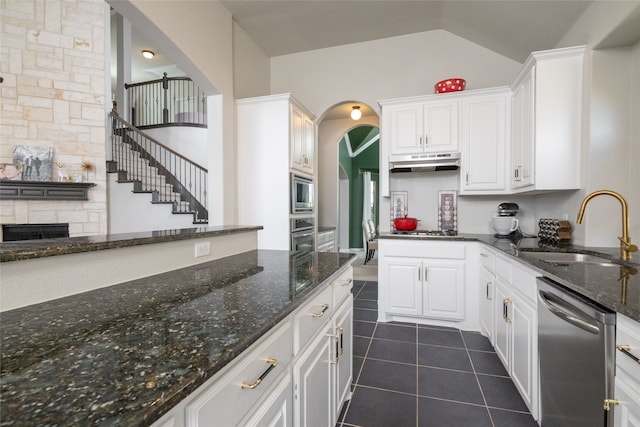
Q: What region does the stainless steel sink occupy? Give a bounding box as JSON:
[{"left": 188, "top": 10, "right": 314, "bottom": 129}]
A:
[{"left": 520, "top": 251, "right": 620, "bottom": 267}]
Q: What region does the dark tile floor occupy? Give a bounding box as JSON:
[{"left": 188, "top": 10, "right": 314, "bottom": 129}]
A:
[{"left": 336, "top": 280, "right": 538, "bottom": 427}]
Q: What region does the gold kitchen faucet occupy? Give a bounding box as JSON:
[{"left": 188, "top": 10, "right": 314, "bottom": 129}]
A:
[{"left": 577, "top": 190, "right": 638, "bottom": 261}]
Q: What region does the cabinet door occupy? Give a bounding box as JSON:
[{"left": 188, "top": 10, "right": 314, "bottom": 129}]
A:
[
  {"left": 478, "top": 265, "right": 495, "bottom": 343},
  {"left": 383, "top": 258, "right": 422, "bottom": 316},
  {"left": 242, "top": 373, "right": 293, "bottom": 427},
  {"left": 510, "top": 294, "right": 537, "bottom": 419},
  {"left": 332, "top": 297, "right": 353, "bottom": 424},
  {"left": 389, "top": 104, "right": 423, "bottom": 155},
  {"left": 614, "top": 380, "right": 640, "bottom": 427},
  {"left": 493, "top": 279, "right": 511, "bottom": 370},
  {"left": 293, "top": 325, "right": 333, "bottom": 427},
  {"left": 461, "top": 94, "right": 507, "bottom": 193},
  {"left": 302, "top": 114, "right": 314, "bottom": 173},
  {"left": 422, "top": 260, "right": 465, "bottom": 320},
  {"left": 511, "top": 68, "right": 535, "bottom": 189},
  {"left": 290, "top": 106, "right": 305, "bottom": 172},
  {"left": 423, "top": 100, "right": 459, "bottom": 152}
]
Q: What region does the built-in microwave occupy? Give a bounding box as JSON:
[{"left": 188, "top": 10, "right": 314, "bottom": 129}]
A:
[{"left": 291, "top": 175, "right": 314, "bottom": 213}]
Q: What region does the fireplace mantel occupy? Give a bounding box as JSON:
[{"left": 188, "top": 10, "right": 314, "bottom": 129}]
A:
[{"left": 0, "top": 181, "right": 96, "bottom": 200}]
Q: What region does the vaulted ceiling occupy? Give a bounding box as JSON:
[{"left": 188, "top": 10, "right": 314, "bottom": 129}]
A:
[{"left": 219, "top": 0, "right": 597, "bottom": 62}]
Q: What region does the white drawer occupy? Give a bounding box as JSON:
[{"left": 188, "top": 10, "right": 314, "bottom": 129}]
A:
[
  {"left": 186, "top": 321, "right": 293, "bottom": 427},
  {"left": 479, "top": 246, "right": 495, "bottom": 271},
  {"left": 294, "top": 285, "right": 333, "bottom": 354},
  {"left": 382, "top": 240, "right": 466, "bottom": 259},
  {"left": 510, "top": 261, "right": 539, "bottom": 304},
  {"left": 333, "top": 267, "right": 353, "bottom": 308},
  {"left": 616, "top": 314, "right": 640, "bottom": 390},
  {"left": 495, "top": 253, "right": 512, "bottom": 282}
]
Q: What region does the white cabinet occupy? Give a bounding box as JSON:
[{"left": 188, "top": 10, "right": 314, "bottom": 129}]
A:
[
  {"left": 317, "top": 229, "right": 336, "bottom": 252},
  {"left": 293, "top": 270, "right": 354, "bottom": 427},
  {"left": 237, "top": 94, "right": 316, "bottom": 250},
  {"left": 613, "top": 314, "right": 640, "bottom": 426},
  {"left": 492, "top": 255, "right": 539, "bottom": 421},
  {"left": 460, "top": 89, "right": 510, "bottom": 194},
  {"left": 383, "top": 258, "right": 465, "bottom": 321},
  {"left": 241, "top": 373, "right": 293, "bottom": 427},
  {"left": 478, "top": 265, "right": 495, "bottom": 343},
  {"left": 510, "top": 46, "right": 585, "bottom": 192},
  {"left": 383, "top": 98, "right": 459, "bottom": 155},
  {"left": 379, "top": 240, "right": 470, "bottom": 327},
  {"left": 291, "top": 104, "right": 314, "bottom": 175},
  {"left": 293, "top": 323, "right": 334, "bottom": 427}
]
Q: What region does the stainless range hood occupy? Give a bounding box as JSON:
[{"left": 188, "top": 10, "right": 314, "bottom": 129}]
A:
[{"left": 389, "top": 152, "right": 461, "bottom": 173}]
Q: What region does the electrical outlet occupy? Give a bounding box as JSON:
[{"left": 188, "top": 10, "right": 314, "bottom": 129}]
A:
[{"left": 195, "top": 241, "right": 211, "bottom": 258}]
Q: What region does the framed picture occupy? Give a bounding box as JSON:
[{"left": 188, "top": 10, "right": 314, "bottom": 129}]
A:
[
  {"left": 438, "top": 190, "right": 457, "bottom": 231},
  {"left": 12, "top": 145, "right": 54, "bottom": 182},
  {"left": 390, "top": 191, "right": 408, "bottom": 229},
  {"left": 0, "top": 163, "right": 22, "bottom": 181}
]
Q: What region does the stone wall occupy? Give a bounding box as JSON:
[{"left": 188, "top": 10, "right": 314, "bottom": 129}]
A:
[{"left": 0, "top": 0, "right": 107, "bottom": 238}]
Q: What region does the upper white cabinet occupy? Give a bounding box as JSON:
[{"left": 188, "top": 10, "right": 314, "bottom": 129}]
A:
[
  {"left": 290, "top": 104, "right": 315, "bottom": 175},
  {"left": 236, "top": 94, "right": 316, "bottom": 250},
  {"left": 510, "top": 46, "right": 585, "bottom": 192},
  {"left": 383, "top": 97, "right": 460, "bottom": 155},
  {"left": 460, "top": 88, "right": 510, "bottom": 194}
]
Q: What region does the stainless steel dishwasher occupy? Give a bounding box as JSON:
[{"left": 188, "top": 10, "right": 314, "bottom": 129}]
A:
[{"left": 537, "top": 277, "right": 616, "bottom": 426}]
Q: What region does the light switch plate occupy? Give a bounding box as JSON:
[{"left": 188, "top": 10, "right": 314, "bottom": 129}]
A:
[{"left": 195, "top": 241, "right": 211, "bottom": 258}]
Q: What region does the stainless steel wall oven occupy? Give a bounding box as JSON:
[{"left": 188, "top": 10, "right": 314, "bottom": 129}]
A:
[{"left": 291, "top": 217, "right": 314, "bottom": 253}]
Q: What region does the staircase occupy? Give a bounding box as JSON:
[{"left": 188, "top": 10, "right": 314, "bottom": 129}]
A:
[{"left": 109, "top": 112, "right": 208, "bottom": 225}]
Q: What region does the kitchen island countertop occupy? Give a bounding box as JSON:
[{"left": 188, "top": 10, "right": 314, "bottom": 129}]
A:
[
  {"left": 0, "top": 249, "right": 355, "bottom": 426},
  {"left": 379, "top": 232, "right": 640, "bottom": 322}
]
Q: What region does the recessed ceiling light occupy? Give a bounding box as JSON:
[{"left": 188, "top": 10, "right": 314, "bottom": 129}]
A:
[
  {"left": 142, "top": 50, "right": 155, "bottom": 59},
  {"left": 351, "top": 106, "right": 362, "bottom": 120}
]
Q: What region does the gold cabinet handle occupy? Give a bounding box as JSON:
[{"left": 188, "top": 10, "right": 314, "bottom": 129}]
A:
[
  {"left": 310, "top": 303, "right": 329, "bottom": 318},
  {"left": 480, "top": 252, "right": 488, "bottom": 257},
  {"left": 337, "top": 326, "right": 344, "bottom": 356},
  {"left": 604, "top": 399, "right": 620, "bottom": 411},
  {"left": 617, "top": 344, "right": 640, "bottom": 364},
  {"left": 241, "top": 358, "right": 278, "bottom": 389},
  {"left": 339, "top": 278, "right": 353, "bottom": 287},
  {"left": 503, "top": 298, "right": 512, "bottom": 323},
  {"left": 486, "top": 282, "right": 492, "bottom": 300},
  {"left": 327, "top": 333, "right": 340, "bottom": 364}
]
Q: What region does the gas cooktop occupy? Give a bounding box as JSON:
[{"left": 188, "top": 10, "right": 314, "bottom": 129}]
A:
[{"left": 391, "top": 229, "right": 458, "bottom": 237}]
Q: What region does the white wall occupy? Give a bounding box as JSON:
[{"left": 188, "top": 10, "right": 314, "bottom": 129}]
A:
[
  {"left": 271, "top": 29, "right": 523, "bottom": 118},
  {"left": 107, "top": 174, "right": 197, "bottom": 234},
  {"left": 232, "top": 21, "right": 271, "bottom": 99},
  {"left": 144, "top": 127, "right": 209, "bottom": 168}
]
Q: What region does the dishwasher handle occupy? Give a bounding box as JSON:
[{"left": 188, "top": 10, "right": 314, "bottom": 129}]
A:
[{"left": 538, "top": 289, "right": 601, "bottom": 335}]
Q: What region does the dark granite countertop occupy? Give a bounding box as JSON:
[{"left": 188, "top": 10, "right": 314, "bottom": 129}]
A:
[
  {"left": 318, "top": 226, "right": 336, "bottom": 233},
  {"left": 379, "top": 232, "right": 640, "bottom": 322},
  {"left": 0, "top": 225, "right": 263, "bottom": 262},
  {"left": 0, "top": 250, "right": 356, "bottom": 426}
]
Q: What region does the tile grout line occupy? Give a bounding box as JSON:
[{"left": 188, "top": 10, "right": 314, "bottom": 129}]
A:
[{"left": 461, "top": 330, "right": 497, "bottom": 427}]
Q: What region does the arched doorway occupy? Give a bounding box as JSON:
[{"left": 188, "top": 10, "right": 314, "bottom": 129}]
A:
[{"left": 317, "top": 102, "right": 380, "bottom": 252}]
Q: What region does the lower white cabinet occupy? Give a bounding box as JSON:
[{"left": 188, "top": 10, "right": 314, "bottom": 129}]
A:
[
  {"left": 293, "top": 323, "right": 334, "bottom": 427},
  {"left": 478, "top": 264, "right": 495, "bottom": 344},
  {"left": 293, "top": 295, "right": 353, "bottom": 427},
  {"left": 492, "top": 256, "right": 539, "bottom": 421},
  {"left": 382, "top": 255, "right": 465, "bottom": 321},
  {"left": 241, "top": 373, "right": 293, "bottom": 427},
  {"left": 613, "top": 314, "right": 640, "bottom": 426}
]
